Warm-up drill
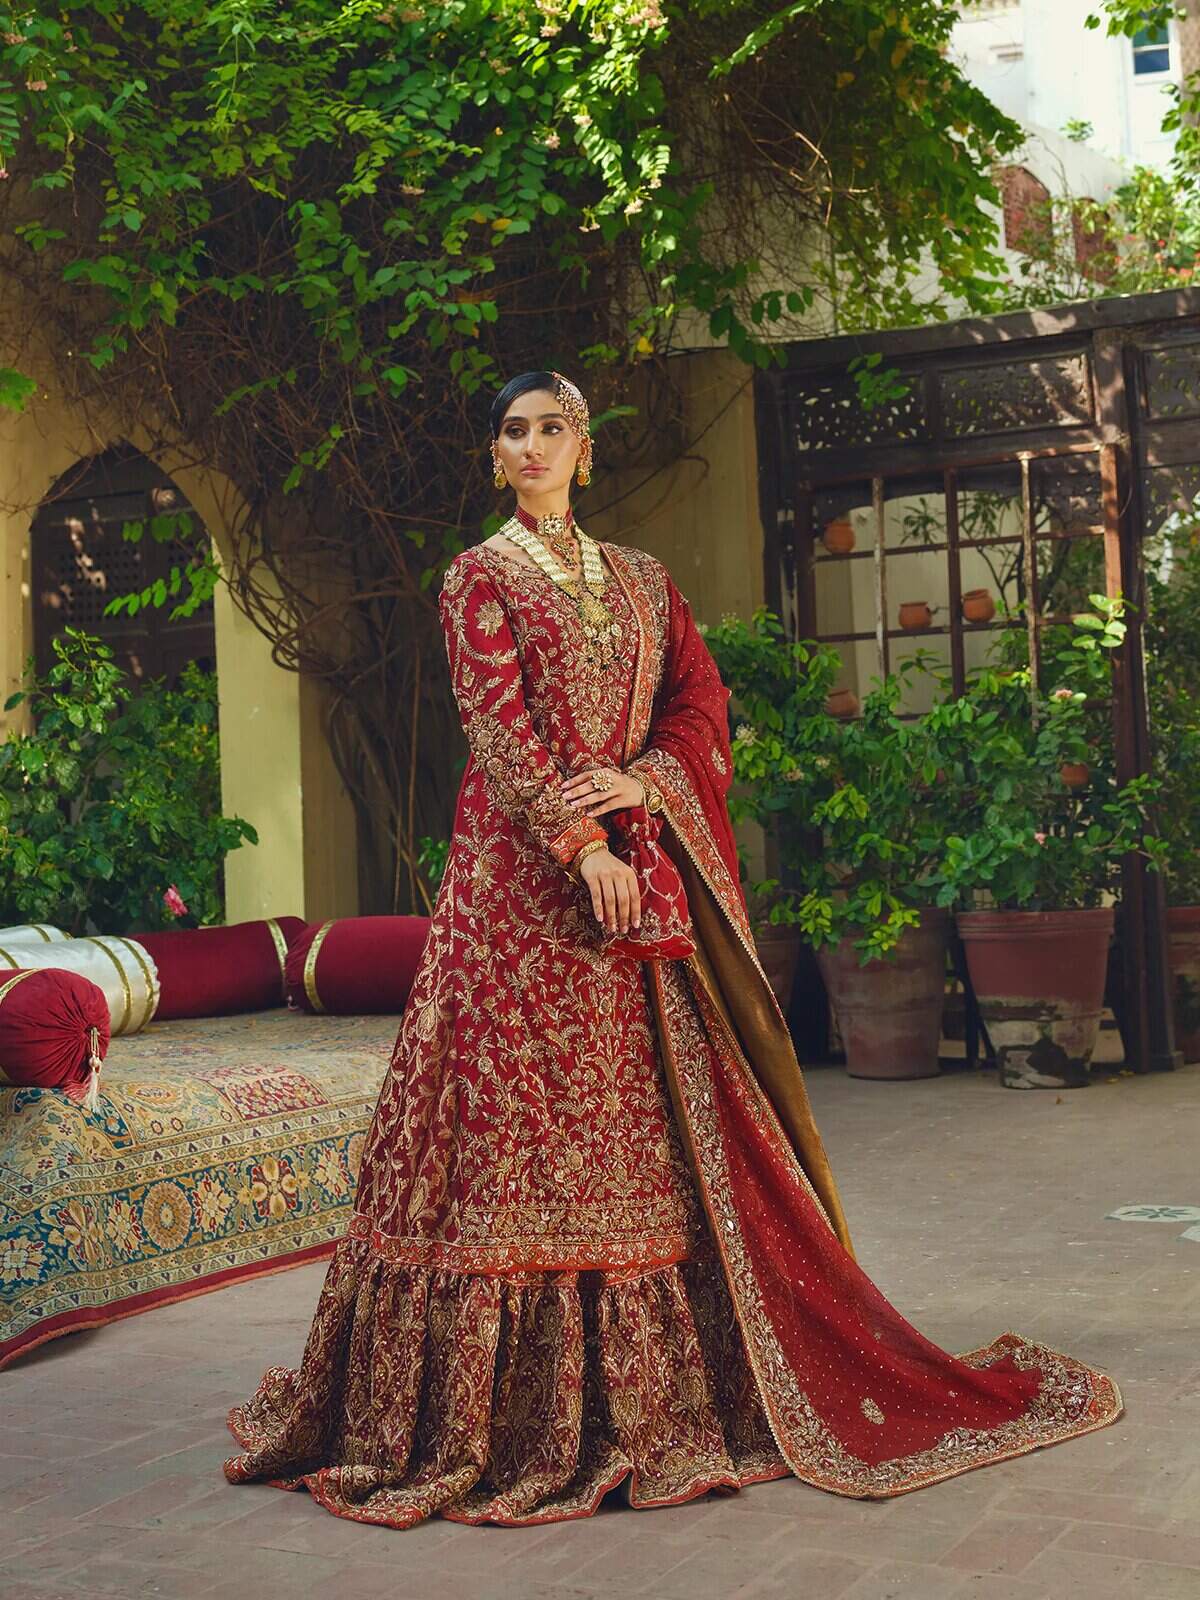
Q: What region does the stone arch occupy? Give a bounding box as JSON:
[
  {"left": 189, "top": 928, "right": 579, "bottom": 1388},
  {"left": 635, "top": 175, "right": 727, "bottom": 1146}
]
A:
[{"left": 31, "top": 442, "right": 215, "bottom": 687}]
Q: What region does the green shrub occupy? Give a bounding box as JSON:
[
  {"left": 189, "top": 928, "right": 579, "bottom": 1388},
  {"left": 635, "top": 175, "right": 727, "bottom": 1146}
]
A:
[{"left": 0, "top": 629, "right": 257, "bottom": 934}]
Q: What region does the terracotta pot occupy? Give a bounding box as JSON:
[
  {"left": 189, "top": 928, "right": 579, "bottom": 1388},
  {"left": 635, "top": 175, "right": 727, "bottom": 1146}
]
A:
[
  {"left": 826, "top": 687, "right": 860, "bottom": 719},
  {"left": 956, "top": 906, "right": 1113, "bottom": 1089},
  {"left": 822, "top": 517, "right": 855, "bottom": 554},
  {"left": 1166, "top": 906, "right": 1200, "bottom": 1063},
  {"left": 898, "top": 600, "right": 931, "bottom": 631},
  {"left": 962, "top": 587, "right": 995, "bottom": 623},
  {"left": 754, "top": 925, "right": 803, "bottom": 1013},
  {"left": 815, "top": 909, "right": 951, "bottom": 1080},
  {"left": 1059, "top": 761, "right": 1090, "bottom": 789}
]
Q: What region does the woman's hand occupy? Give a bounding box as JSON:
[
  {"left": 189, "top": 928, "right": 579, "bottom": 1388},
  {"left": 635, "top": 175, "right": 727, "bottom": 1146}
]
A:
[
  {"left": 559, "top": 765, "right": 645, "bottom": 819},
  {"left": 578, "top": 847, "right": 641, "bottom": 934}
]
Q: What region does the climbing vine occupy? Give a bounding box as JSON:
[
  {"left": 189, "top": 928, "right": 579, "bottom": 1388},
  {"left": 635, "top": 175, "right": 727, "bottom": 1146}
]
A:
[{"left": 0, "top": 1, "right": 1022, "bottom": 909}]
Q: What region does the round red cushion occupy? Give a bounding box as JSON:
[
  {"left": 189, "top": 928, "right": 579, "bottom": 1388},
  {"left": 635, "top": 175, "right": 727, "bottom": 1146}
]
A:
[
  {"left": 0, "top": 967, "right": 110, "bottom": 1102},
  {"left": 284, "top": 917, "right": 430, "bottom": 1014},
  {"left": 130, "top": 916, "right": 306, "bottom": 1019}
]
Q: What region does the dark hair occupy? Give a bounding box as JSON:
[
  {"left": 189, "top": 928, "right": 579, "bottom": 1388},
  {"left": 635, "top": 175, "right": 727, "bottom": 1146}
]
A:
[{"left": 488, "top": 370, "right": 559, "bottom": 438}]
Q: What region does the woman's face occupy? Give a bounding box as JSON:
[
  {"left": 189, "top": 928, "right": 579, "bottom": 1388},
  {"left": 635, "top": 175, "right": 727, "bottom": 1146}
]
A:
[{"left": 495, "top": 387, "right": 579, "bottom": 497}]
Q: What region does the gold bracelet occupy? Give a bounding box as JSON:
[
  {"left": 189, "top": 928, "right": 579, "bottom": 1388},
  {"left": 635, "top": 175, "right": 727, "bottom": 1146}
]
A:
[
  {"left": 569, "top": 837, "right": 608, "bottom": 883},
  {"left": 632, "top": 771, "right": 663, "bottom": 814}
]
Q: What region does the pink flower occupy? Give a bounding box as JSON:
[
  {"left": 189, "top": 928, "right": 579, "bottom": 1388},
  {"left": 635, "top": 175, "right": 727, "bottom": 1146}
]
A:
[
  {"left": 1034, "top": 832, "right": 1047, "bottom": 846},
  {"left": 163, "top": 885, "right": 189, "bottom": 918},
  {"left": 25, "top": 79, "right": 47, "bottom": 91},
  {"left": 1052, "top": 687, "right": 1073, "bottom": 700}
]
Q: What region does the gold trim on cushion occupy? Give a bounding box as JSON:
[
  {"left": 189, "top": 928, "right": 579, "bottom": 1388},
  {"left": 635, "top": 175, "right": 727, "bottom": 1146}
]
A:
[
  {"left": 303, "top": 921, "right": 336, "bottom": 1014},
  {"left": 83, "top": 937, "right": 133, "bottom": 1036},
  {"left": 264, "top": 919, "right": 289, "bottom": 1002},
  {"left": 110, "top": 936, "right": 161, "bottom": 1028},
  {"left": 0, "top": 947, "right": 22, "bottom": 971}
]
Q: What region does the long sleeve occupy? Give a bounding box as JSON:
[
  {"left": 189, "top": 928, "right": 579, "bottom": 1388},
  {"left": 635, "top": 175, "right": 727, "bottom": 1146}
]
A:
[{"left": 438, "top": 553, "right": 607, "bottom": 869}]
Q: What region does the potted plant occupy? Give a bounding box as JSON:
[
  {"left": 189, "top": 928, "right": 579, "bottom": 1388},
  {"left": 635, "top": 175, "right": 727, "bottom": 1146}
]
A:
[
  {"left": 929, "top": 596, "right": 1169, "bottom": 1089},
  {"left": 708, "top": 610, "right": 954, "bottom": 1080}
]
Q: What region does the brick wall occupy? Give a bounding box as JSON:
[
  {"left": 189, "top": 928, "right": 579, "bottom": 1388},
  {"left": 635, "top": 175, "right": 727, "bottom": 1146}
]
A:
[{"left": 996, "top": 165, "right": 1052, "bottom": 254}]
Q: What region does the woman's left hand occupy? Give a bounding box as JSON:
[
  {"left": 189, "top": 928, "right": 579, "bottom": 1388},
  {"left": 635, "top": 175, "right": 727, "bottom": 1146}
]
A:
[{"left": 559, "top": 765, "right": 645, "bottom": 819}]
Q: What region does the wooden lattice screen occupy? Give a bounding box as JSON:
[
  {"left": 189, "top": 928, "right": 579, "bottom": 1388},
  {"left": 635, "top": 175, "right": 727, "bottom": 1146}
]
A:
[{"left": 754, "top": 285, "right": 1200, "bottom": 1077}]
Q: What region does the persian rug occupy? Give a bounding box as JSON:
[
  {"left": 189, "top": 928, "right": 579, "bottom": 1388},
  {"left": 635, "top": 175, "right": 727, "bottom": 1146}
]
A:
[{"left": 0, "top": 1008, "right": 397, "bottom": 1369}]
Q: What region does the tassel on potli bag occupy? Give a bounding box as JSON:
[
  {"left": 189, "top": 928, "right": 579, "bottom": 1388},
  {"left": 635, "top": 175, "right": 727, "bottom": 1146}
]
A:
[{"left": 84, "top": 1024, "right": 103, "bottom": 1113}]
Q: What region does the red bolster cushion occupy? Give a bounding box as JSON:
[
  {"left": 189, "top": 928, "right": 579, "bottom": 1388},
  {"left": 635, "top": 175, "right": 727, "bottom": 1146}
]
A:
[
  {"left": 284, "top": 916, "right": 431, "bottom": 1014},
  {"left": 129, "top": 916, "right": 306, "bottom": 1019},
  {"left": 0, "top": 968, "right": 110, "bottom": 1104}
]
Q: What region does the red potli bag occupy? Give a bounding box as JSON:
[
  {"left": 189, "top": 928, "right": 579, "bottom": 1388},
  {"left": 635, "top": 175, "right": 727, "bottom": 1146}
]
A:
[
  {"left": 0, "top": 968, "right": 110, "bottom": 1110},
  {"left": 597, "top": 803, "right": 696, "bottom": 962}
]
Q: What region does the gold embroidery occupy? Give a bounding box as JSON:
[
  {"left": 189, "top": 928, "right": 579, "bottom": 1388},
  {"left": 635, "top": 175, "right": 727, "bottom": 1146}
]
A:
[
  {"left": 861, "top": 1397, "right": 885, "bottom": 1425},
  {"left": 476, "top": 598, "right": 506, "bottom": 637}
]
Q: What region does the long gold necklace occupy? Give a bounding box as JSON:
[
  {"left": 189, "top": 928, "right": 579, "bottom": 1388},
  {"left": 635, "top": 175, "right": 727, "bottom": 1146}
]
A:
[{"left": 503, "top": 511, "right": 623, "bottom": 670}]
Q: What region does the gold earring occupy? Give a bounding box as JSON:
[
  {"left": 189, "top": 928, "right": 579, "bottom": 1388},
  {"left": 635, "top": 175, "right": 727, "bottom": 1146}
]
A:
[
  {"left": 494, "top": 465, "right": 507, "bottom": 489},
  {"left": 577, "top": 464, "right": 591, "bottom": 487}
]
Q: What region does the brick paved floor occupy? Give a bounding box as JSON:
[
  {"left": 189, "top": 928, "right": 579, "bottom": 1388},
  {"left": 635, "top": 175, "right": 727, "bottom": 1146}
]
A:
[{"left": 3, "top": 1052, "right": 1199, "bottom": 1600}]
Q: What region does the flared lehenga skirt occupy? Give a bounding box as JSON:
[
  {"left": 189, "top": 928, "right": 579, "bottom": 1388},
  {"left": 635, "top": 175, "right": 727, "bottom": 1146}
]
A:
[
  {"left": 224, "top": 922, "right": 794, "bottom": 1526},
  {"left": 225, "top": 935, "right": 1122, "bottom": 1528}
]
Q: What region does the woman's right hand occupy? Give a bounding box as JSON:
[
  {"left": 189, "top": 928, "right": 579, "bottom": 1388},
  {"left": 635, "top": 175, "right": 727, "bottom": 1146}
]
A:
[{"left": 579, "top": 848, "right": 641, "bottom": 934}]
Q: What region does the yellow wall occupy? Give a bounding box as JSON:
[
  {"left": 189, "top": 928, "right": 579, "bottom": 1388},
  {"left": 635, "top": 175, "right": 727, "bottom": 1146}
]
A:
[
  {"left": 585, "top": 348, "right": 766, "bottom": 624},
  {"left": 0, "top": 347, "right": 356, "bottom": 924}
]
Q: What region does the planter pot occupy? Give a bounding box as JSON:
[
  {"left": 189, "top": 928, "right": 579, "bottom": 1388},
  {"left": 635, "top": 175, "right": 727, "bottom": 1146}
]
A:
[
  {"left": 956, "top": 907, "right": 1113, "bottom": 1089},
  {"left": 815, "top": 909, "right": 951, "bottom": 1080},
  {"left": 822, "top": 517, "right": 856, "bottom": 554},
  {"left": 898, "top": 600, "right": 931, "bottom": 631},
  {"left": 962, "top": 587, "right": 995, "bottom": 623},
  {"left": 1166, "top": 906, "right": 1200, "bottom": 1063},
  {"left": 826, "top": 687, "right": 860, "bottom": 719},
  {"left": 1059, "top": 761, "right": 1090, "bottom": 789},
  {"left": 754, "top": 925, "right": 803, "bottom": 1013}
]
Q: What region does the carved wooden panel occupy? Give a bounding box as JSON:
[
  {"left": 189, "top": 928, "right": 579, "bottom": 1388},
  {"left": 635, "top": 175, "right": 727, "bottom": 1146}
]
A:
[{"left": 939, "top": 354, "right": 1094, "bottom": 437}]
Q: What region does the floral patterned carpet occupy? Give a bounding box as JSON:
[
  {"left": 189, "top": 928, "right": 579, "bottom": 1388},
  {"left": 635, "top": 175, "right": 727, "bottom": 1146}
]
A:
[{"left": 0, "top": 1008, "right": 399, "bottom": 1369}]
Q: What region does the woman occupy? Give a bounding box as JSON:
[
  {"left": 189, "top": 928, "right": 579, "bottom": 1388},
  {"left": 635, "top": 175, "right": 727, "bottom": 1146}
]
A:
[{"left": 225, "top": 370, "right": 1122, "bottom": 1528}]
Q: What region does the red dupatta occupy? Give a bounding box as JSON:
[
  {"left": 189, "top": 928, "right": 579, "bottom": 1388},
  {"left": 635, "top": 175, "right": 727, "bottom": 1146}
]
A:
[{"left": 602, "top": 542, "right": 1122, "bottom": 1499}]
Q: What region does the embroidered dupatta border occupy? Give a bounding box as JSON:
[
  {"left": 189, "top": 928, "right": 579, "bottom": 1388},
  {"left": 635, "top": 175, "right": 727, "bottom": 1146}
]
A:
[{"left": 601, "top": 542, "right": 1123, "bottom": 1499}]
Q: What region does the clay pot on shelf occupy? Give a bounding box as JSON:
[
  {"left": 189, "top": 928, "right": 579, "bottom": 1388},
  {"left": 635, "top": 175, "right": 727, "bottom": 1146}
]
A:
[
  {"left": 898, "top": 600, "right": 932, "bottom": 631},
  {"left": 962, "top": 588, "right": 996, "bottom": 623},
  {"left": 822, "top": 517, "right": 856, "bottom": 555},
  {"left": 826, "top": 687, "right": 860, "bottom": 719},
  {"left": 1059, "top": 761, "right": 1090, "bottom": 789},
  {"left": 815, "top": 910, "right": 952, "bottom": 1080},
  {"left": 956, "top": 907, "right": 1113, "bottom": 1089}
]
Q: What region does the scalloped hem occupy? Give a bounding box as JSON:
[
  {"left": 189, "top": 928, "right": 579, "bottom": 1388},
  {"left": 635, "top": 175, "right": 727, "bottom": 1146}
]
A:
[{"left": 225, "top": 1244, "right": 787, "bottom": 1529}]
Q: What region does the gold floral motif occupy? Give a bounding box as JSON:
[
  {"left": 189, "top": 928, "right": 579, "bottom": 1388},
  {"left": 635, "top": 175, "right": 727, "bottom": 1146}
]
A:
[
  {"left": 225, "top": 1251, "right": 788, "bottom": 1525},
  {"left": 476, "top": 598, "right": 506, "bottom": 637},
  {"left": 860, "top": 1396, "right": 885, "bottom": 1425}
]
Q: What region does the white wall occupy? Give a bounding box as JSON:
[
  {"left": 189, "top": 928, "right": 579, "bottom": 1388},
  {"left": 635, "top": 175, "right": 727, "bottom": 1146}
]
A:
[{"left": 952, "top": 0, "right": 1182, "bottom": 171}]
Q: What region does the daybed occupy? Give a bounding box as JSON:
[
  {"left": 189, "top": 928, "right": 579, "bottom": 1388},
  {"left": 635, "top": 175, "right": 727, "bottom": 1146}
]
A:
[{"left": 0, "top": 1006, "right": 398, "bottom": 1368}]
